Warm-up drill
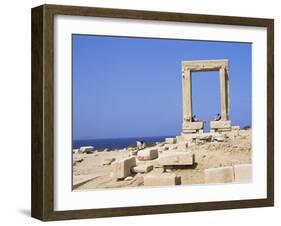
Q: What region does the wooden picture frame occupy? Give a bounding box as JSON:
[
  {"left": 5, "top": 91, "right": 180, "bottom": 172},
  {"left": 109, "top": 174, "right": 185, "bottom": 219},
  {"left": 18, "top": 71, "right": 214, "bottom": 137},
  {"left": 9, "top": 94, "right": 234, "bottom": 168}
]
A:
[{"left": 31, "top": 4, "right": 274, "bottom": 221}]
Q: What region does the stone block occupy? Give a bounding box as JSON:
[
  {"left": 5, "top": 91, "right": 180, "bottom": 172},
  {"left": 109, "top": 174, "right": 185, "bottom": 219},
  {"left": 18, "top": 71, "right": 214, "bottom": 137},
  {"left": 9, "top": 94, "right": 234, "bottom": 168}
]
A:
[
  {"left": 210, "top": 120, "right": 231, "bottom": 129},
  {"left": 132, "top": 164, "right": 153, "bottom": 173},
  {"left": 79, "top": 146, "right": 94, "bottom": 154},
  {"left": 204, "top": 166, "right": 234, "bottom": 184},
  {"left": 176, "top": 135, "right": 184, "bottom": 143},
  {"left": 137, "top": 148, "right": 158, "bottom": 161},
  {"left": 176, "top": 142, "right": 188, "bottom": 151},
  {"left": 158, "top": 151, "right": 194, "bottom": 166},
  {"left": 184, "top": 121, "right": 204, "bottom": 130},
  {"left": 114, "top": 157, "right": 136, "bottom": 179},
  {"left": 233, "top": 164, "right": 252, "bottom": 182},
  {"left": 144, "top": 173, "right": 181, "bottom": 186},
  {"left": 165, "top": 137, "right": 176, "bottom": 144}
]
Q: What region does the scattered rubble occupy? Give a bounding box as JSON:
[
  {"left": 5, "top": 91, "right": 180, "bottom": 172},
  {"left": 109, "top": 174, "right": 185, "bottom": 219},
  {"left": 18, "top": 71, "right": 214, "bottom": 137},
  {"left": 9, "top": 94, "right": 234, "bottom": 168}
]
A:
[
  {"left": 73, "top": 129, "right": 251, "bottom": 190},
  {"left": 79, "top": 146, "right": 95, "bottom": 154}
]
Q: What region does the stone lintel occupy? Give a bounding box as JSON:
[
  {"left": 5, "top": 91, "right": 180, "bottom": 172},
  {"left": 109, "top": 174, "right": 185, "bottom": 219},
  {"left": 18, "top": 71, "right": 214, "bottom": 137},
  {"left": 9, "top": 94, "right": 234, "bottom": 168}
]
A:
[{"left": 182, "top": 59, "right": 228, "bottom": 71}]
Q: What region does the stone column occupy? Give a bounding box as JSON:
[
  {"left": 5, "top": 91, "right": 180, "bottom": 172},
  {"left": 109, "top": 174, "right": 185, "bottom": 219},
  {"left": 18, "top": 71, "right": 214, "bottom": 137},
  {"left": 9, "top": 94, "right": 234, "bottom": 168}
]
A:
[
  {"left": 219, "top": 66, "right": 228, "bottom": 120},
  {"left": 226, "top": 69, "right": 230, "bottom": 117},
  {"left": 182, "top": 67, "right": 192, "bottom": 126}
]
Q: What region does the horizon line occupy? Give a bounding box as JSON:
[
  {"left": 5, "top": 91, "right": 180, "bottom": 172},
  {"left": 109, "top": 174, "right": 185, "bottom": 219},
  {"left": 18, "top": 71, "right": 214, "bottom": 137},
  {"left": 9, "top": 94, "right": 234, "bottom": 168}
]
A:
[{"left": 73, "top": 134, "right": 177, "bottom": 141}]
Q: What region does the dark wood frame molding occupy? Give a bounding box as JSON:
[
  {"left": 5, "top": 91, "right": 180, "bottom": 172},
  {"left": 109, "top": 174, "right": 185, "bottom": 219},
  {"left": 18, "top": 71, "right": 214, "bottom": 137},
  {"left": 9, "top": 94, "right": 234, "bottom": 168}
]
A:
[{"left": 31, "top": 4, "right": 274, "bottom": 221}]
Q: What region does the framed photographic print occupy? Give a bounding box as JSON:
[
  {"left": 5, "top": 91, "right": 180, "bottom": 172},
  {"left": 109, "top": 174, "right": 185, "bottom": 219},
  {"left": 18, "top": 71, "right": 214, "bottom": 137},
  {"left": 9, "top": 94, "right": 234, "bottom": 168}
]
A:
[{"left": 31, "top": 4, "right": 274, "bottom": 221}]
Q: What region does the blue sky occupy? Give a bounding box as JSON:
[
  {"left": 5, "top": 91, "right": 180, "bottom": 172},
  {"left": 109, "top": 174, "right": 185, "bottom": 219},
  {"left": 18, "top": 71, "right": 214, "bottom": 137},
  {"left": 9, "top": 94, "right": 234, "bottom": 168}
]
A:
[{"left": 72, "top": 35, "right": 252, "bottom": 140}]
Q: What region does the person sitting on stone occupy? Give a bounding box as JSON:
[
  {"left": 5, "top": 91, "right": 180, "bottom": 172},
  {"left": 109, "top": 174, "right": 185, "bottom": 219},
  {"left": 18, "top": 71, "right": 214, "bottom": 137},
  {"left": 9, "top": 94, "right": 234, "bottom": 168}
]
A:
[
  {"left": 213, "top": 113, "right": 221, "bottom": 121},
  {"left": 136, "top": 140, "right": 146, "bottom": 150},
  {"left": 192, "top": 115, "right": 200, "bottom": 122}
]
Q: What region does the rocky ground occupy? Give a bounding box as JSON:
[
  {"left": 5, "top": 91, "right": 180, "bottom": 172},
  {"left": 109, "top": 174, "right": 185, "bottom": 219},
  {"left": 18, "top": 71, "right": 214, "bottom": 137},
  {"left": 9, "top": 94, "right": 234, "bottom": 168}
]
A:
[{"left": 73, "top": 129, "right": 251, "bottom": 190}]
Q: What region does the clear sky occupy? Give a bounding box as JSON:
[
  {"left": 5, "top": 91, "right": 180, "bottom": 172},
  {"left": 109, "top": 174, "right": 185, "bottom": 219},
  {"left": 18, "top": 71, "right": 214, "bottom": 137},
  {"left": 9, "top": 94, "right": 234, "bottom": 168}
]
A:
[{"left": 72, "top": 35, "right": 252, "bottom": 140}]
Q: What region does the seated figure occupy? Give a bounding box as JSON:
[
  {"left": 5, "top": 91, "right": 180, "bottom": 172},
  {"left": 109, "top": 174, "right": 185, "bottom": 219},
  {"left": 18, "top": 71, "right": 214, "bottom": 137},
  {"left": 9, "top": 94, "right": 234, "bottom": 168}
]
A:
[
  {"left": 213, "top": 113, "right": 221, "bottom": 121},
  {"left": 192, "top": 115, "right": 200, "bottom": 122},
  {"left": 136, "top": 140, "right": 146, "bottom": 150}
]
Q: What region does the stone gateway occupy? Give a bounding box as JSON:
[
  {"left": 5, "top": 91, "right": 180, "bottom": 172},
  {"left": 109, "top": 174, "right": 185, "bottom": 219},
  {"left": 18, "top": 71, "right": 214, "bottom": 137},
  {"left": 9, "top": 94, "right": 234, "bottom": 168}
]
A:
[{"left": 181, "top": 59, "right": 233, "bottom": 134}]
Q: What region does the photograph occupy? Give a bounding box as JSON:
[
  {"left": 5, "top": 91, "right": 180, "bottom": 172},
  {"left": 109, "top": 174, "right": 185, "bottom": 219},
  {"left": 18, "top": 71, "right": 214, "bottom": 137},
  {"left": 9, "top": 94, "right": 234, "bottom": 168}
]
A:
[
  {"left": 72, "top": 35, "right": 252, "bottom": 190},
  {"left": 30, "top": 4, "right": 274, "bottom": 221}
]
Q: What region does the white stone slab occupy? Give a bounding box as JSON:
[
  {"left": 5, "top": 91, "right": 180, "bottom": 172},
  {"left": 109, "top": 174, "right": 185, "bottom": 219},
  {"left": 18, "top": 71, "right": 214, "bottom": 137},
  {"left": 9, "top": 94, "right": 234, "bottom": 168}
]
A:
[
  {"left": 158, "top": 151, "right": 194, "bottom": 166},
  {"left": 137, "top": 148, "right": 158, "bottom": 161},
  {"left": 204, "top": 166, "right": 234, "bottom": 184},
  {"left": 144, "top": 173, "right": 181, "bottom": 186},
  {"left": 132, "top": 165, "right": 153, "bottom": 173},
  {"left": 234, "top": 164, "right": 252, "bottom": 182},
  {"left": 79, "top": 146, "right": 94, "bottom": 154},
  {"left": 184, "top": 121, "right": 204, "bottom": 130},
  {"left": 114, "top": 157, "right": 136, "bottom": 179}
]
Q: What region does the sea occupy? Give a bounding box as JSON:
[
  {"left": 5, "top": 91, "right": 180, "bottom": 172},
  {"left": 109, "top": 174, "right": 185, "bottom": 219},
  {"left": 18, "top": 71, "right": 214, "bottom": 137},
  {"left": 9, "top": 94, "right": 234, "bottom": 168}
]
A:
[{"left": 73, "top": 135, "right": 174, "bottom": 150}]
